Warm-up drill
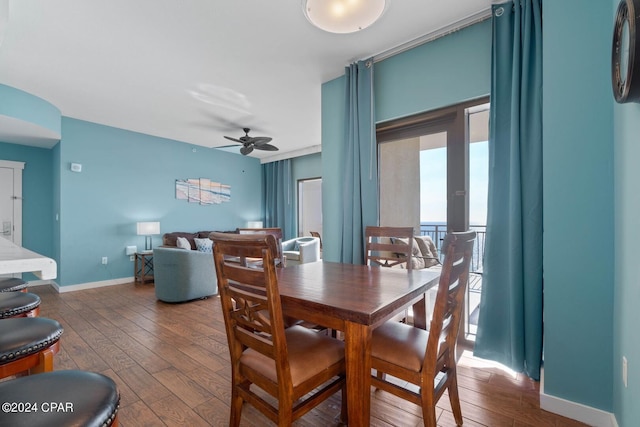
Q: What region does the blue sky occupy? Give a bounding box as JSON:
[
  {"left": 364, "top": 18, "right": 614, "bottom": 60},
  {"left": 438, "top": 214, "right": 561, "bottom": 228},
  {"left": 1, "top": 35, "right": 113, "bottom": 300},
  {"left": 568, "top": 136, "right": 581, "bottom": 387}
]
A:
[{"left": 419, "top": 141, "right": 488, "bottom": 225}]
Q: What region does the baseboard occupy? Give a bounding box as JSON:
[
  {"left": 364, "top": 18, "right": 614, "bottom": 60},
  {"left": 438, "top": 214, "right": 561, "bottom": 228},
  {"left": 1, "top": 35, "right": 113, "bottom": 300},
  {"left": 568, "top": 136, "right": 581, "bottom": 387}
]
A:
[
  {"left": 24, "top": 279, "right": 54, "bottom": 287},
  {"left": 540, "top": 369, "right": 618, "bottom": 427},
  {"left": 50, "top": 277, "right": 135, "bottom": 293}
]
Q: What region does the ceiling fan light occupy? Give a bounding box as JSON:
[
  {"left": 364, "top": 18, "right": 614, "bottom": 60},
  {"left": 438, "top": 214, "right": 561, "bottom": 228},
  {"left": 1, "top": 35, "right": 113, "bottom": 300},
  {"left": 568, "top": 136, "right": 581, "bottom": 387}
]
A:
[{"left": 303, "top": 0, "right": 387, "bottom": 34}]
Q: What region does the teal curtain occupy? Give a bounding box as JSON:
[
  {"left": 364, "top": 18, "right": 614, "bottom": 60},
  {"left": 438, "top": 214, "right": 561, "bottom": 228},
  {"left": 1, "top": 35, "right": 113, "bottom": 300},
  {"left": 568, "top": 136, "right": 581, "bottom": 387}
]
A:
[
  {"left": 474, "top": 0, "right": 543, "bottom": 380},
  {"left": 340, "top": 59, "right": 379, "bottom": 264},
  {"left": 262, "top": 159, "right": 295, "bottom": 240}
]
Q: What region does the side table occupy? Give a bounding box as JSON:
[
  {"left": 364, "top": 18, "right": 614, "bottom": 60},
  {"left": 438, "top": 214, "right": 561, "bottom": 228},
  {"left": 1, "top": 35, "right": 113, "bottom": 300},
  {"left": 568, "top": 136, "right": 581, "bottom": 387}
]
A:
[{"left": 134, "top": 251, "right": 154, "bottom": 284}]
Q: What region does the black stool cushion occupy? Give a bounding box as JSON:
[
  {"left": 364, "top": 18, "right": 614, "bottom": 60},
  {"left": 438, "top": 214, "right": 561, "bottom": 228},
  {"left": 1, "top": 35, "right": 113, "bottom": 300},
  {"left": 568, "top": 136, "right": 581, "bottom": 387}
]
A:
[
  {"left": 0, "top": 292, "right": 40, "bottom": 318},
  {"left": 0, "top": 370, "right": 120, "bottom": 427},
  {"left": 0, "top": 278, "right": 27, "bottom": 292},
  {"left": 0, "top": 318, "right": 63, "bottom": 362}
]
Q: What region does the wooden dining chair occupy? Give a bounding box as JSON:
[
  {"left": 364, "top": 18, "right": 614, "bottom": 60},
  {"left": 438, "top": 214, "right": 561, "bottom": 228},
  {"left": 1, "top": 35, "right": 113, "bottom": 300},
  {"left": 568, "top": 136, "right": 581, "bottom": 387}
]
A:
[
  {"left": 364, "top": 226, "right": 416, "bottom": 324},
  {"left": 309, "top": 231, "right": 322, "bottom": 250},
  {"left": 370, "top": 230, "right": 476, "bottom": 427},
  {"left": 364, "top": 226, "right": 415, "bottom": 269},
  {"left": 210, "top": 232, "right": 347, "bottom": 426}
]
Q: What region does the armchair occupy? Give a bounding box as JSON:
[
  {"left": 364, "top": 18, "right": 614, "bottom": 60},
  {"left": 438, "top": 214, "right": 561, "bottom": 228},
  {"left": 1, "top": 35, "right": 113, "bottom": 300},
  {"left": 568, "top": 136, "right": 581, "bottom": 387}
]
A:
[
  {"left": 281, "top": 236, "right": 321, "bottom": 265},
  {"left": 153, "top": 246, "right": 218, "bottom": 303}
]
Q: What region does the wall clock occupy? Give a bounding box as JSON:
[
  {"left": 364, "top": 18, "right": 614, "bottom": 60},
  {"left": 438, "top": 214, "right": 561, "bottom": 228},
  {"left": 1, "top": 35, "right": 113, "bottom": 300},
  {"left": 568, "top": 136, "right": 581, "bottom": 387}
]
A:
[{"left": 613, "top": 0, "right": 640, "bottom": 103}]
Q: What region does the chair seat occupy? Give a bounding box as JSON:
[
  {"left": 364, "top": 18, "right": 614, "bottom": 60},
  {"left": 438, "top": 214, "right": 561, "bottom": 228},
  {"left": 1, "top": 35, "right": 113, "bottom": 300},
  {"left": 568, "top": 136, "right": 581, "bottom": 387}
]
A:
[
  {"left": 0, "top": 370, "right": 120, "bottom": 427},
  {"left": 0, "top": 292, "right": 40, "bottom": 318},
  {"left": 241, "top": 325, "right": 345, "bottom": 388},
  {"left": 0, "top": 318, "right": 64, "bottom": 362},
  {"left": 0, "top": 278, "right": 27, "bottom": 292},
  {"left": 372, "top": 320, "right": 428, "bottom": 373}
]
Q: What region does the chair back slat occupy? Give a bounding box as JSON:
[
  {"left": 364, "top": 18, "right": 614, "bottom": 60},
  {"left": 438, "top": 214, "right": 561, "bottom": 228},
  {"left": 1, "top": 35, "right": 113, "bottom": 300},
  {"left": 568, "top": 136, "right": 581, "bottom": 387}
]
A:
[
  {"left": 365, "top": 226, "right": 415, "bottom": 269},
  {"left": 424, "top": 231, "right": 476, "bottom": 376}
]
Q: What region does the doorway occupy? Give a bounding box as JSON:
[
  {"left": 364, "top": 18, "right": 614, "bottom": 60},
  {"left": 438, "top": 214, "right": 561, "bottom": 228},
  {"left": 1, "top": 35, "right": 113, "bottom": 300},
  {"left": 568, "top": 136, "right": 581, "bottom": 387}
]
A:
[
  {"left": 297, "top": 178, "right": 322, "bottom": 239},
  {"left": 0, "top": 160, "right": 24, "bottom": 245},
  {"left": 377, "top": 98, "right": 489, "bottom": 344}
]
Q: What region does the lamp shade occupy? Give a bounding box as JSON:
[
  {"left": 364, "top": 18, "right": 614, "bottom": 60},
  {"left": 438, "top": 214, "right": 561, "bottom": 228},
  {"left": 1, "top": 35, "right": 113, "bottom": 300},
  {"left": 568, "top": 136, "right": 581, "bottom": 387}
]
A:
[
  {"left": 136, "top": 221, "right": 160, "bottom": 236},
  {"left": 303, "top": 0, "right": 387, "bottom": 34}
]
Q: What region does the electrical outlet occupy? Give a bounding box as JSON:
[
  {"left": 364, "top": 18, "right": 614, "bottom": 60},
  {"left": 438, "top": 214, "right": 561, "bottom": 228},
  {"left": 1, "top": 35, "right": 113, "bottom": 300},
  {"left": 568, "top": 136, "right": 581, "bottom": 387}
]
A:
[
  {"left": 102, "top": 257, "right": 108, "bottom": 265},
  {"left": 130, "top": 255, "right": 135, "bottom": 261},
  {"left": 623, "top": 356, "right": 628, "bottom": 388}
]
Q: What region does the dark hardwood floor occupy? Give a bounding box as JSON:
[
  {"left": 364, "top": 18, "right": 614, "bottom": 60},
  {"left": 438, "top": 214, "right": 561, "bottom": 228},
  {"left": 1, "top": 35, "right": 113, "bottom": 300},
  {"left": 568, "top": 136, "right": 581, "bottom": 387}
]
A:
[{"left": 31, "top": 282, "right": 587, "bottom": 427}]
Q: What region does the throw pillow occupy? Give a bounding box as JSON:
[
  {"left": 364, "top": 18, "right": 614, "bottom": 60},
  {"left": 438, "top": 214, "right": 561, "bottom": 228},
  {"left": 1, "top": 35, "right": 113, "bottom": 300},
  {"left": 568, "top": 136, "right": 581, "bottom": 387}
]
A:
[
  {"left": 176, "top": 236, "right": 191, "bottom": 250},
  {"left": 194, "top": 237, "right": 213, "bottom": 253},
  {"left": 414, "top": 235, "right": 440, "bottom": 268},
  {"left": 390, "top": 237, "right": 425, "bottom": 269}
]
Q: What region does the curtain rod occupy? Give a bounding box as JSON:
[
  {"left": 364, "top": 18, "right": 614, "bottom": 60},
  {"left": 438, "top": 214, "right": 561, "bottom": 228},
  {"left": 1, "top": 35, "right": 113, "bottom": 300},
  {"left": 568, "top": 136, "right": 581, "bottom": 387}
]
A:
[{"left": 370, "top": 8, "right": 492, "bottom": 63}]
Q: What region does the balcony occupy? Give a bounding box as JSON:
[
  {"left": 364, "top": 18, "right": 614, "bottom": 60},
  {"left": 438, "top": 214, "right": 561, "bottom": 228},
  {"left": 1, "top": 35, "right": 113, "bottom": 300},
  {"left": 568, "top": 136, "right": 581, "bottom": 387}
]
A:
[{"left": 420, "top": 223, "right": 485, "bottom": 340}]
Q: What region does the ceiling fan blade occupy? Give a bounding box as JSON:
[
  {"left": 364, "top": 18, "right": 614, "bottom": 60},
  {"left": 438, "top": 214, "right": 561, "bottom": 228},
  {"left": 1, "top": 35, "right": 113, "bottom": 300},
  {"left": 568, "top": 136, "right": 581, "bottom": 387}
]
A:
[
  {"left": 251, "top": 137, "right": 273, "bottom": 146},
  {"left": 223, "top": 136, "right": 243, "bottom": 144},
  {"left": 240, "top": 145, "right": 254, "bottom": 155},
  {"left": 254, "top": 143, "right": 279, "bottom": 151}
]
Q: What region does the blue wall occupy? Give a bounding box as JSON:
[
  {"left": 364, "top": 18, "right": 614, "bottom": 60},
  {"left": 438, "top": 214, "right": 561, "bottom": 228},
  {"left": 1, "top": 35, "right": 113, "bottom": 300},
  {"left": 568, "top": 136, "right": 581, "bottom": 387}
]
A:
[
  {"left": 612, "top": 0, "right": 640, "bottom": 423},
  {"left": 542, "top": 0, "right": 615, "bottom": 412},
  {"left": 375, "top": 20, "right": 492, "bottom": 123},
  {"left": 56, "top": 118, "right": 262, "bottom": 286}
]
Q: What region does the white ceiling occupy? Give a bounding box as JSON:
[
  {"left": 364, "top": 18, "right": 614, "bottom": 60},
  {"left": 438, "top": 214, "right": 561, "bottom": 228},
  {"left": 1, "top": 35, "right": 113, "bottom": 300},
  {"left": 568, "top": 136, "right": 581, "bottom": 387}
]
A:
[{"left": 0, "top": 0, "right": 491, "bottom": 162}]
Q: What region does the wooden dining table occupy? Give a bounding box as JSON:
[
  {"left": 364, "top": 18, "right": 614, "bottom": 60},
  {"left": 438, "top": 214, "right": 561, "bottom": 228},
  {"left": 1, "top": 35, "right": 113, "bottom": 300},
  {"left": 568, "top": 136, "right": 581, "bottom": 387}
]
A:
[{"left": 276, "top": 261, "right": 441, "bottom": 427}]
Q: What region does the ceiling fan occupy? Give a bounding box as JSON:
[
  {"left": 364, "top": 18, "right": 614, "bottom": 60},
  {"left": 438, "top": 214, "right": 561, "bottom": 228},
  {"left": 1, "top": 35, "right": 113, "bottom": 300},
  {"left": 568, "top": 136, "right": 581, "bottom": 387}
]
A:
[{"left": 222, "top": 128, "right": 278, "bottom": 155}]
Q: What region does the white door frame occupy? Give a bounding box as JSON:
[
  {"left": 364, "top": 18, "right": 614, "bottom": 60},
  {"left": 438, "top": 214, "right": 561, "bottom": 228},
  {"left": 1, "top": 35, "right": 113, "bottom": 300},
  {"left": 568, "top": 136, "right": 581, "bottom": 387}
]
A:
[{"left": 0, "top": 160, "right": 24, "bottom": 246}]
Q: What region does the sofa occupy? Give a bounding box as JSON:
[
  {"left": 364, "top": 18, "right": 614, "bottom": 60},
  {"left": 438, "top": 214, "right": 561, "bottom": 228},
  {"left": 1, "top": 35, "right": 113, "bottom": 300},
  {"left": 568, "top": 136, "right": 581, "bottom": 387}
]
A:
[
  {"left": 153, "top": 231, "right": 219, "bottom": 303},
  {"left": 281, "top": 237, "right": 321, "bottom": 266}
]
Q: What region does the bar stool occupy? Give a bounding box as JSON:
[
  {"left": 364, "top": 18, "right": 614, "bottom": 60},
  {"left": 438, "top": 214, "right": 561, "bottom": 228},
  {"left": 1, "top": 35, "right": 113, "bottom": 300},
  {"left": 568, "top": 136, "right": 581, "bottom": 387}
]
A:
[
  {"left": 0, "top": 277, "right": 28, "bottom": 292},
  {"left": 0, "top": 370, "right": 120, "bottom": 426},
  {"left": 0, "top": 292, "right": 40, "bottom": 318},
  {"left": 0, "top": 317, "right": 63, "bottom": 378}
]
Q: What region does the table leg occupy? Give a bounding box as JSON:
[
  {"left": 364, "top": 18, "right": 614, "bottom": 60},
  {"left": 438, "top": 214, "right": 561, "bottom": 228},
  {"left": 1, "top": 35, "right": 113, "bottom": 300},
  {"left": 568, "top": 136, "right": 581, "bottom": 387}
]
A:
[
  {"left": 134, "top": 255, "right": 140, "bottom": 283},
  {"left": 344, "top": 321, "right": 372, "bottom": 427},
  {"left": 412, "top": 294, "right": 428, "bottom": 330}
]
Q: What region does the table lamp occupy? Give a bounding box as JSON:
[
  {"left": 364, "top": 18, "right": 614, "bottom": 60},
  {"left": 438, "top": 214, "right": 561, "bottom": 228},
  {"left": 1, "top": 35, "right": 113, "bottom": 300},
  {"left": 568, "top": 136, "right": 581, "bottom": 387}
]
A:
[{"left": 136, "top": 221, "right": 160, "bottom": 251}]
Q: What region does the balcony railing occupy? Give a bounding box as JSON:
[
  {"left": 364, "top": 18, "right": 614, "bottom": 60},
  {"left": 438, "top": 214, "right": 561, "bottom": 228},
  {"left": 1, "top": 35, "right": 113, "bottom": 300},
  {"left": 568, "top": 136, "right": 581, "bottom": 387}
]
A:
[
  {"left": 419, "top": 223, "right": 486, "bottom": 273},
  {"left": 420, "top": 223, "right": 485, "bottom": 340}
]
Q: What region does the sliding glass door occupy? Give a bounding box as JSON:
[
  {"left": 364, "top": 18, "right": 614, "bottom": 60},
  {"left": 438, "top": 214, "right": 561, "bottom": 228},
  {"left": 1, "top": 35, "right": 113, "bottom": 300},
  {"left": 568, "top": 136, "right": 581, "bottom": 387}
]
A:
[{"left": 377, "top": 98, "right": 489, "bottom": 344}]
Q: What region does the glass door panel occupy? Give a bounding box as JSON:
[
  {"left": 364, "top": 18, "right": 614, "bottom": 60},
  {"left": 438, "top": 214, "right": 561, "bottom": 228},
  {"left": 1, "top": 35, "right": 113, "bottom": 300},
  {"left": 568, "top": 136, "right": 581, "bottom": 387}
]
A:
[
  {"left": 419, "top": 132, "right": 447, "bottom": 252},
  {"left": 464, "top": 103, "right": 489, "bottom": 341}
]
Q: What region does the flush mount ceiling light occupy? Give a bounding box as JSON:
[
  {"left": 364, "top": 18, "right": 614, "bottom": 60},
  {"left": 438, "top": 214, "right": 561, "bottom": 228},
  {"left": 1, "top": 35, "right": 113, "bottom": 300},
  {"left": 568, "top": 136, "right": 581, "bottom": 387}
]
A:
[{"left": 303, "top": 0, "right": 387, "bottom": 34}]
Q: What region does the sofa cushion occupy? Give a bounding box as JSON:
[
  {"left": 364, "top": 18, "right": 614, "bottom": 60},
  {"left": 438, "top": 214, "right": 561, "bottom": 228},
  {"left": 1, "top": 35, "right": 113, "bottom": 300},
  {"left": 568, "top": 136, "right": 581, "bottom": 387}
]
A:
[
  {"left": 176, "top": 236, "right": 191, "bottom": 250},
  {"left": 194, "top": 237, "right": 213, "bottom": 253}
]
